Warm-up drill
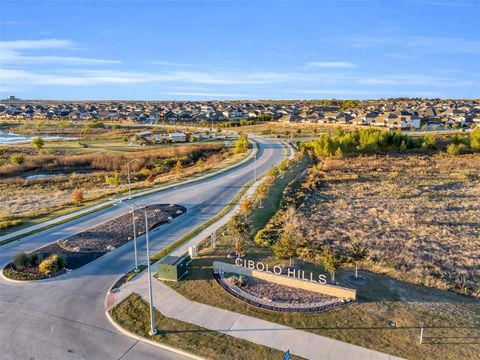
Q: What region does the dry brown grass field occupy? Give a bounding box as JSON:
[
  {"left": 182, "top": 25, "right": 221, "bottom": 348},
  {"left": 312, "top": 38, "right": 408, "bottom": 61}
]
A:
[
  {"left": 297, "top": 153, "right": 480, "bottom": 297},
  {"left": 0, "top": 142, "right": 238, "bottom": 231}
]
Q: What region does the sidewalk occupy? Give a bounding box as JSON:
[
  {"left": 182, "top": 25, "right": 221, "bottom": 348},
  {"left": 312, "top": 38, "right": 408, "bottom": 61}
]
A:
[{"left": 112, "top": 272, "right": 402, "bottom": 360}]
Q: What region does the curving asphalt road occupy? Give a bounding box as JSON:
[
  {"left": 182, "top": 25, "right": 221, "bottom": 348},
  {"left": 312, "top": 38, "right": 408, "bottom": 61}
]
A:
[{"left": 0, "top": 136, "right": 285, "bottom": 360}]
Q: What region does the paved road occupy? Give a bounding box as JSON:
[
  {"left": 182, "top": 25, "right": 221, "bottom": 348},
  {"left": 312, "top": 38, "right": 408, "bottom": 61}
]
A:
[{"left": 0, "top": 136, "right": 285, "bottom": 360}]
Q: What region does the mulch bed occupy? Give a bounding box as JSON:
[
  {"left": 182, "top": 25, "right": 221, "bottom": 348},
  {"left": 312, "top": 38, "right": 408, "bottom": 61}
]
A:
[
  {"left": 58, "top": 204, "right": 185, "bottom": 252},
  {"left": 214, "top": 271, "right": 353, "bottom": 313},
  {"left": 4, "top": 204, "right": 186, "bottom": 280}
]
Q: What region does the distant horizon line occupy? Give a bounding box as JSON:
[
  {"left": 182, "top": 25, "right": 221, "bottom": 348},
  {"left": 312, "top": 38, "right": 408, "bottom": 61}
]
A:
[{"left": 4, "top": 96, "right": 480, "bottom": 102}]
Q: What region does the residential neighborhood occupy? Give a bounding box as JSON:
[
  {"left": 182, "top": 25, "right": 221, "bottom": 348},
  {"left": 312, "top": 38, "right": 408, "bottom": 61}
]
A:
[{"left": 2, "top": 97, "right": 479, "bottom": 130}]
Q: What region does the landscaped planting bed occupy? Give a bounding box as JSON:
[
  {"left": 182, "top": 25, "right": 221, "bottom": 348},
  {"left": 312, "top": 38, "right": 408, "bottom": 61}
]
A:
[
  {"left": 215, "top": 271, "right": 349, "bottom": 312},
  {"left": 3, "top": 204, "right": 185, "bottom": 280}
]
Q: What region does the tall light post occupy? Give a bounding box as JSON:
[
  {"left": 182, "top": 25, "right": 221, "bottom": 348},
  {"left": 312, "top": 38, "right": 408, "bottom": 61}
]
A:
[
  {"left": 254, "top": 150, "right": 257, "bottom": 182},
  {"left": 114, "top": 199, "right": 157, "bottom": 335},
  {"left": 116, "top": 199, "right": 140, "bottom": 273},
  {"left": 144, "top": 207, "right": 157, "bottom": 336},
  {"left": 250, "top": 131, "right": 257, "bottom": 182},
  {"left": 126, "top": 159, "right": 139, "bottom": 200}
]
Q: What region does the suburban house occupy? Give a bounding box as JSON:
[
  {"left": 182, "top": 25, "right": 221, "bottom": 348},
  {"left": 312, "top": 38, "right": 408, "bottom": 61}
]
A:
[{"left": 169, "top": 132, "right": 187, "bottom": 143}]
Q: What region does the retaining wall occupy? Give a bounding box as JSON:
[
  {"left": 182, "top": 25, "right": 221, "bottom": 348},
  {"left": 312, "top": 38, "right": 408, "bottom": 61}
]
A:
[{"left": 213, "top": 261, "right": 356, "bottom": 300}]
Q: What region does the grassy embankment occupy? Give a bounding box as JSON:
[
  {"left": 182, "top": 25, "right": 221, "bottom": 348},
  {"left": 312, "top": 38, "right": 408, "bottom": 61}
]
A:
[{"left": 162, "top": 139, "right": 480, "bottom": 360}]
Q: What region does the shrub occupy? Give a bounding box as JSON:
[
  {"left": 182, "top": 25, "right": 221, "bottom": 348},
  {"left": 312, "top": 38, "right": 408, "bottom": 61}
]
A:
[
  {"left": 31, "top": 137, "right": 45, "bottom": 151},
  {"left": 10, "top": 153, "right": 25, "bottom": 165},
  {"left": 39, "top": 254, "right": 66, "bottom": 275},
  {"left": 254, "top": 228, "right": 278, "bottom": 247},
  {"left": 72, "top": 189, "right": 84, "bottom": 202},
  {"left": 446, "top": 143, "right": 467, "bottom": 156},
  {"left": 0, "top": 219, "right": 22, "bottom": 230},
  {"left": 105, "top": 171, "right": 120, "bottom": 186},
  {"left": 29, "top": 253, "right": 42, "bottom": 266},
  {"left": 422, "top": 134, "right": 437, "bottom": 149},
  {"left": 302, "top": 129, "right": 421, "bottom": 157},
  {"left": 14, "top": 252, "right": 30, "bottom": 270},
  {"left": 471, "top": 129, "right": 480, "bottom": 150}
]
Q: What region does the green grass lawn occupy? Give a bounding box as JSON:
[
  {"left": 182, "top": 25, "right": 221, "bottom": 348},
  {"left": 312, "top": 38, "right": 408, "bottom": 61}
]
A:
[
  {"left": 110, "top": 293, "right": 302, "bottom": 360},
  {"left": 250, "top": 154, "right": 309, "bottom": 233}
]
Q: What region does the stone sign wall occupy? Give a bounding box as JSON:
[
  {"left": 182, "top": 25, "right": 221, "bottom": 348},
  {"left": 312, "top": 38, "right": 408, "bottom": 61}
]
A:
[{"left": 213, "top": 261, "right": 357, "bottom": 300}]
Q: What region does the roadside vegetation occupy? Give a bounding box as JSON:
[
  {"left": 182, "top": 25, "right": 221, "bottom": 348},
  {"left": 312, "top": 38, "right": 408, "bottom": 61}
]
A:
[
  {"left": 161, "top": 144, "right": 479, "bottom": 359},
  {"left": 3, "top": 252, "right": 67, "bottom": 280},
  {"left": 0, "top": 128, "right": 247, "bottom": 235}
]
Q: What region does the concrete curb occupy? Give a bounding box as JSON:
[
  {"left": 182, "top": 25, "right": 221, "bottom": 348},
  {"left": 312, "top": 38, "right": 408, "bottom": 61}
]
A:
[
  {"left": 0, "top": 139, "right": 267, "bottom": 284},
  {"left": 104, "top": 308, "right": 205, "bottom": 360}
]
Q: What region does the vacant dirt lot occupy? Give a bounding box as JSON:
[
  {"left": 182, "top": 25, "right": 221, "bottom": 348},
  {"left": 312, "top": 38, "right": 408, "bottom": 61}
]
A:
[{"left": 298, "top": 154, "right": 480, "bottom": 297}]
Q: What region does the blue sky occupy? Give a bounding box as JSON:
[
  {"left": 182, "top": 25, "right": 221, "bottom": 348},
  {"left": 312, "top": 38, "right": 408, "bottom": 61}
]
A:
[{"left": 0, "top": 0, "right": 479, "bottom": 100}]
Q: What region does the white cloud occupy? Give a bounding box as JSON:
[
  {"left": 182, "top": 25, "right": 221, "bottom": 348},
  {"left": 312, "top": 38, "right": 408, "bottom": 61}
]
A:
[
  {"left": 161, "top": 91, "right": 248, "bottom": 98},
  {"left": 150, "top": 61, "right": 194, "bottom": 67},
  {"left": 344, "top": 35, "right": 480, "bottom": 54},
  {"left": 0, "top": 39, "right": 74, "bottom": 50},
  {"left": 0, "top": 38, "right": 121, "bottom": 66},
  {"left": 308, "top": 61, "right": 359, "bottom": 68},
  {"left": 357, "top": 74, "right": 474, "bottom": 87}
]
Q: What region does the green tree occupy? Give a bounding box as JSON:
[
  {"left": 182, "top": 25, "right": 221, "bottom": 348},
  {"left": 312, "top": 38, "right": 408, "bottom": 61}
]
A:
[
  {"left": 196, "top": 158, "right": 205, "bottom": 170},
  {"left": 31, "top": 137, "right": 45, "bottom": 151},
  {"left": 348, "top": 240, "right": 369, "bottom": 279},
  {"left": 228, "top": 213, "right": 250, "bottom": 257},
  {"left": 255, "top": 183, "right": 268, "bottom": 208},
  {"left": 10, "top": 153, "right": 25, "bottom": 165},
  {"left": 267, "top": 166, "right": 280, "bottom": 178},
  {"left": 318, "top": 247, "right": 342, "bottom": 284},
  {"left": 278, "top": 159, "right": 291, "bottom": 174},
  {"left": 273, "top": 232, "right": 297, "bottom": 264},
  {"left": 235, "top": 135, "right": 249, "bottom": 153}
]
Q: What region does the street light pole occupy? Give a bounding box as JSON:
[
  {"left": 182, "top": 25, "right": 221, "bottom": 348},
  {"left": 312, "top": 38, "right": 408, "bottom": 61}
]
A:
[
  {"left": 250, "top": 132, "right": 256, "bottom": 182},
  {"left": 115, "top": 199, "right": 139, "bottom": 273},
  {"left": 144, "top": 208, "right": 157, "bottom": 336},
  {"left": 254, "top": 151, "right": 257, "bottom": 182},
  {"left": 127, "top": 159, "right": 139, "bottom": 200},
  {"left": 131, "top": 210, "right": 138, "bottom": 272}
]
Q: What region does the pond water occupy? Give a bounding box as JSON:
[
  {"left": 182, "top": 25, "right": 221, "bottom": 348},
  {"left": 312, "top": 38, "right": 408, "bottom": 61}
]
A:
[
  {"left": 24, "top": 173, "right": 66, "bottom": 180},
  {"left": 0, "top": 129, "right": 71, "bottom": 144}
]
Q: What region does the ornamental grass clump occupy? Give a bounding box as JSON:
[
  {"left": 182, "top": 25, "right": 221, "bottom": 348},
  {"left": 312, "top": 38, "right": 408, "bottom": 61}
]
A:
[{"left": 38, "top": 254, "right": 67, "bottom": 275}]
